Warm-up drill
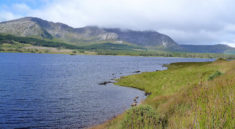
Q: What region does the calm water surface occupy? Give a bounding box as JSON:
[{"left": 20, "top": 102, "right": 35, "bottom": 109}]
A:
[{"left": 0, "top": 53, "right": 214, "bottom": 128}]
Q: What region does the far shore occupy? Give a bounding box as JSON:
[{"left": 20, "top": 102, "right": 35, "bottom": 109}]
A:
[{"left": 1, "top": 42, "right": 235, "bottom": 59}]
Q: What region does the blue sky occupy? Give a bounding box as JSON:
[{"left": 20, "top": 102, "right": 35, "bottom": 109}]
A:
[
  {"left": 0, "top": 0, "right": 46, "bottom": 12},
  {"left": 0, "top": 0, "right": 44, "bottom": 8},
  {"left": 0, "top": 0, "right": 49, "bottom": 21},
  {"left": 0, "top": 0, "right": 235, "bottom": 46}
]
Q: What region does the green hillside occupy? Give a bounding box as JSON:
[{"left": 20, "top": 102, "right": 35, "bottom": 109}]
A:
[{"left": 1, "top": 34, "right": 235, "bottom": 59}]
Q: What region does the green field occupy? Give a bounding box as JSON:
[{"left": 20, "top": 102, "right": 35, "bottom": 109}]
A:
[{"left": 92, "top": 59, "right": 235, "bottom": 129}]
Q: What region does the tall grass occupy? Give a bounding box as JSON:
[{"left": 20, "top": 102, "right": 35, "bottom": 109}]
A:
[{"left": 92, "top": 59, "right": 235, "bottom": 129}]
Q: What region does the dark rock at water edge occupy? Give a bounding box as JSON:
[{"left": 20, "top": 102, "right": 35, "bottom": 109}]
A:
[
  {"left": 99, "top": 81, "right": 113, "bottom": 85},
  {"left": 145, "top": 92, "right": 152, "bottom": 96}
]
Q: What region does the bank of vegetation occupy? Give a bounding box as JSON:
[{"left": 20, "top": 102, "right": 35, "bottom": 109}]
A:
[{"left": 91, "top": 59, "right": 235, "bottom": 129}]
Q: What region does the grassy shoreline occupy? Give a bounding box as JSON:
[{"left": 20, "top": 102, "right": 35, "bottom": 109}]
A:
[
  {"left": 91, "top": 59, "right": 235, "bottom": 129},
  {"left": 2, "top": 49, "right": 234, "bottom": 128}
]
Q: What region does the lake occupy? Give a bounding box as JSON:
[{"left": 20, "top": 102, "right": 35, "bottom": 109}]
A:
[{"left": 0, "top": 53, "right": 214, "bottom": 128}]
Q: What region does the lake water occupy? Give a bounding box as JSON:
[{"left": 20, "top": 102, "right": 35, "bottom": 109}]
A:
[{"left": 0, "top": 53, "right": 214, "bottom": 129}]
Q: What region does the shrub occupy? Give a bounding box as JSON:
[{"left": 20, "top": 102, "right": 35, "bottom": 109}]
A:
[
  {"left": 208, "top": 71, "right": 222, "bottom": 81},
  {"left": 121, "top": 105, "right": 159, "bottom": 129}
]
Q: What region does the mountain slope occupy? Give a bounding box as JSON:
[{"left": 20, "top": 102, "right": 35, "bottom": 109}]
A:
[
  {"left": 0, "top": 17, "right": 52, "bottom": 39},
  {"left": 104, "top": 28, "right": 178, "bottom": 47},
  {"left": 0, "top": 17, "right": 177, "bottom": 48}
]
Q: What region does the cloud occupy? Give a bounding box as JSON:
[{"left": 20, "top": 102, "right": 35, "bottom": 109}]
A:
[
  {"left": 0, "top": 3, "right": 32, "bottom": 21},
  {"left": 221, "top": 40, "right": 235, "bottom": 48},
  {"left": 1, "top": 0, "right": 235, "bottom": 45},
  {"left": 0, "top": 10, "right": 20, "bottom": 21},
  {"left": 13, "top": 3, "right": 31, "bottom": 12}
]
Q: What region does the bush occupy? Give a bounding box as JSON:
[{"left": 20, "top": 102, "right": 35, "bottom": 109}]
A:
[
  {"left": 122, "top": 105, "right": 159, "bottom": 129},
  {"left": 208, "top": 71, "right": 222, "bottom": 80}
]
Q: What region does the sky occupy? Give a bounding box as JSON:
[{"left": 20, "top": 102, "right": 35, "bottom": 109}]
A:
[{"left": 0, "top": 0, "right": 235, "bottom": 46}]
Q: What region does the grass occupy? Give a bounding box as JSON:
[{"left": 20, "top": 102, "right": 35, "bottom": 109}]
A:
[
  {"left": 91, "top": 59, "right": 235, "bottom": 129},
  {"left": 0, "top": 42, "right": 79, "bottom": 54}
]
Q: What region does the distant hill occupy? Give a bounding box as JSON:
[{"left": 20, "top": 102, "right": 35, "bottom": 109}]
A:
[
  {"left": 0, "top": 17, "right": 235, "bottom": 54},
  {"left": 179, "top": 44, "right": 235, "bottom": 54}
]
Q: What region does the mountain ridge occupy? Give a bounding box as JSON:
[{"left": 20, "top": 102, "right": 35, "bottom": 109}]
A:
[
  {"left": 0, "top": 17, "right": 235, "bottom": 54},
  {"left": 0, "top": 17, "right": 177, "bottom": 48}
]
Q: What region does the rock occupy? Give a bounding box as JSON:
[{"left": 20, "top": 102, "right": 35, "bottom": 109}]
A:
[
  {"left": 134, "top": 71, "right": 141, "bottom": 73},
  {"left": 99, "top": 32, "right": 118, "bottom": 40},
  {"left": 145, "top": 92, "right": 152, "bottom": 96},
  {"left": 132, "top": 96, "right": 139, "bottom": 107},
  {"left": 99, "top": 81, "right": 112, "bottom": 85},
  {"left": 131, "top": 102, "right": 137, "bottom": 107},
  {"left": 133, "top": 96, "right": 139, "bottom": 101}
]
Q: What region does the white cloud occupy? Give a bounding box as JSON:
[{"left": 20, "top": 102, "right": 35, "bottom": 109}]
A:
[
  {"left": 221, "top": 40, "right": 235, "bottom": 48},
  {"left": 13, "top": 3, "right": 31, "bottom": 12},
  {"left": 0, "top": 3, "right": 31, "bottom": 21},
  {"left": 0, "top": 10, "right": 20, "bottom": 21},
  {"left": 1, "top": 0, "right": 235, "bottom": 46}
]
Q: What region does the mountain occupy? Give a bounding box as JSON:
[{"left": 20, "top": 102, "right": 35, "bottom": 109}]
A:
[
  {"left": 179, "top": 44, "right": 235, "bottom": 54},
  {"left": 0, "top": 17, "right": 177, "bottom": 48},
  {"left": 103, "top": 28, "right": 177, "bottom": 48},
  {"left": 0, "top": 17, "right": 234, "bottom": 54}
]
